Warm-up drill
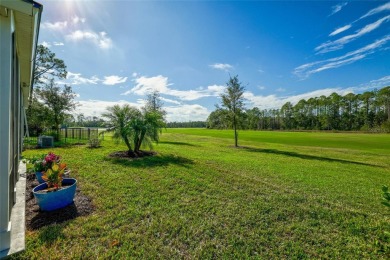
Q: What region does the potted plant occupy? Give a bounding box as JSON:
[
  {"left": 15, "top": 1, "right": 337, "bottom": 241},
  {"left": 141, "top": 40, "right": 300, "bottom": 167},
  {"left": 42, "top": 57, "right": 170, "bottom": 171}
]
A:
[
  {"left": 25, "top": 154, "right": 46, "bottom": 183},
  {"left": 33, "top": 157, "right": 77, "bottom": 211}
]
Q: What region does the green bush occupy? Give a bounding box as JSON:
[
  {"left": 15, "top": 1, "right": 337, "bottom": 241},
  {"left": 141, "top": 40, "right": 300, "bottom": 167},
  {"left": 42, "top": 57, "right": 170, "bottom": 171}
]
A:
[{"left": 381, "top": 121, "right": 390, "bottom": 133}]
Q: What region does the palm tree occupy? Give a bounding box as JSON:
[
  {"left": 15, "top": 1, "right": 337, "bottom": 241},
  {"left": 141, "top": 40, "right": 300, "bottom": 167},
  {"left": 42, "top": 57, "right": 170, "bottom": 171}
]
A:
[
  {"left": 131, "top": 110, "right": 165, "bottom": 154},
  {"left": 102, "top": 104, "right": 139, "bottom": 156}
]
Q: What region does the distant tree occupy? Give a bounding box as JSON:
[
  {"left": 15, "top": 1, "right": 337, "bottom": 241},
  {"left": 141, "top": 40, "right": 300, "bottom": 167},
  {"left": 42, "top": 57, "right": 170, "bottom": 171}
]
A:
[
  {"left": 207, "top": 108, "right": 230, "bottom": 129},
  {"left": 25, "top": 95, "right": 51, "bottom": 136},
  {"left": 166, "top": 121, "right": 206, "bottom": 128},
  {"left": 144, "top": 91, "right": 166, "bottom": 117},
  {"left": 33, "top": 45, "right": 67, "bottom": 87},
  {"left": 28, "top": 45, "right": 69, "bottom": 136},
  {"left": 63, "top": 114, "right": 75, "bottom": 128},
  {"left": 133, "top": 92, "right": 166, "bottom": 153},
  {"left": 37, "top": 79, "right": 77, "bottom": 131},
  {"left": 220, "top": 75, "right": 246, "bottom": 147},
  {"left": 207, "top": 85, "right": 390, "bottom": 132},
  {"left": 378, "top": 86, "right": 390, "bottom": 122},
  {"left": 359, "top": 91, "right": 375, "bottom": 128},
  {"left": 77, "top": 113, "right": 86, "bottom": 127},
  {"left": 281, "top": 102, "right": 294, "bottom": 129},
  {"left": 245, "top": 107, "right": 261, "bottom": 130}
]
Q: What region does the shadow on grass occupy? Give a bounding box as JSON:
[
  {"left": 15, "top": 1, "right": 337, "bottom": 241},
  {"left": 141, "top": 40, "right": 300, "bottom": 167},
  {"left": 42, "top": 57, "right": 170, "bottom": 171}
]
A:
[
  {"left": 29, "top": 203, "right": 79, "bottom": 231},
  {"left": 159, "top": 141, "right": 199, "bottom": 147},
  {"left": 242, "top": 146, "right": 381, "bottom": 168},
  {"left": 108, "top": 154, "right": 194, "bottom": 168}
]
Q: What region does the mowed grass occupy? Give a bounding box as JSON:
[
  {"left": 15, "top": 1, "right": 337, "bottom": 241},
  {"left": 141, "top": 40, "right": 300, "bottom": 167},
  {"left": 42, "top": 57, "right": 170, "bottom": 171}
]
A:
[{"left": 18, "top": 129, "right": 390, "bottom": 259}]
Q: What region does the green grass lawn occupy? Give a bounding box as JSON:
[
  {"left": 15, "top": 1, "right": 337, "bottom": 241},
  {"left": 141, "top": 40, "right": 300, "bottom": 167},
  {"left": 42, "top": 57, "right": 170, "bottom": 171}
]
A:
[{"left": 18, "top": 129, "right": 390, "bottom": 258}]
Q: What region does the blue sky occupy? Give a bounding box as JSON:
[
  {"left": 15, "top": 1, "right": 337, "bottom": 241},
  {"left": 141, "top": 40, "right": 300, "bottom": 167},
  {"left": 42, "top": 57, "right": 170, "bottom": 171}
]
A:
[{"left": 38, "top": 0, "right": 390, "bottom": 122}]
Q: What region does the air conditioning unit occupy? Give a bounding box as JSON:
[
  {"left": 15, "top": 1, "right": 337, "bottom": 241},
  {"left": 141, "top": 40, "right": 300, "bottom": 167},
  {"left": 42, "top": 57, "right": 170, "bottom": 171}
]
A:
[{"left": 38, "top": 136, "right": 54, "bottom": 148}]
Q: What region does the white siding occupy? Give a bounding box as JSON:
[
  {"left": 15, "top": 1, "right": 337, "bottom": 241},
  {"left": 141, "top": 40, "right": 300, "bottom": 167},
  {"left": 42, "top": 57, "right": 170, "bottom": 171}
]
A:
[{"left": 0, "top": 11, "right": 13, "bottom": 252}]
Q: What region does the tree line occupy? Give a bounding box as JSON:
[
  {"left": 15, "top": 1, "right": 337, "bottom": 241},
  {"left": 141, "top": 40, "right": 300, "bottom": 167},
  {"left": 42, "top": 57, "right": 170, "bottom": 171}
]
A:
[
  {"left": 166, "top": 121, "right": 206, "bottom": 128},
  {"left": 208, "top": 87, "right": 390, "bottom": 132},
  {"left": 65, "top": 114, "right": 106, "bottom": 128}
]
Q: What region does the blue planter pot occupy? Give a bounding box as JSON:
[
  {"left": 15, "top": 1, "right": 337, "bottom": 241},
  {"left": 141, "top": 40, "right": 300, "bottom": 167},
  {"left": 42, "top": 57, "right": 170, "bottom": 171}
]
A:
[
  {"left": 33, "top": 178, "right": 77, "bottom": 211},
  {"left": 35, "top": 172, "right": 45, "bottom": 184}
]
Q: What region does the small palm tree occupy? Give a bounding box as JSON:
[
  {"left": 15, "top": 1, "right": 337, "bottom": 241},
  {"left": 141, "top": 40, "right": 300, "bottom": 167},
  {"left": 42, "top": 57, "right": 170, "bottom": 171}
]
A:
[
  {"left": 102, "top": 104, "right": 140, "bottom": 156},
  {"left": 102, "top": 102, "right": 166, "bottom": 157},
  {"left": 132, "top": 110, "right": 165, "bottom": 153}
]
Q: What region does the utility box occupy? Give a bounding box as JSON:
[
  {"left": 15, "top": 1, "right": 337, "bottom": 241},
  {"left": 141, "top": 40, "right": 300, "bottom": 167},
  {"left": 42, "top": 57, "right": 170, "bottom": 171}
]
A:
[{"left": 38, "top": 136, "right": 54, "bottom": 148}]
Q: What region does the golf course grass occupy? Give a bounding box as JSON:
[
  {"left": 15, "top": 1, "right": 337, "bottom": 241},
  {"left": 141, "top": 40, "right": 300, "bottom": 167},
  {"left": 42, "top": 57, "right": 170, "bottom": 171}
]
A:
[{"left": 18, "top": 129, "right": 390, "bottom": 258}]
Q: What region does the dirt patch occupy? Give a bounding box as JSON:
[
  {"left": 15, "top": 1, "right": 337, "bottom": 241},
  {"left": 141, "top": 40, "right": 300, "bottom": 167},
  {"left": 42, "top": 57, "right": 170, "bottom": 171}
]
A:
[
  {"left": 25, "top": 174, "right": 94, "bottom": 230},
  {"left": 108, "top": 150, "right": 157, "bottom": 159}
]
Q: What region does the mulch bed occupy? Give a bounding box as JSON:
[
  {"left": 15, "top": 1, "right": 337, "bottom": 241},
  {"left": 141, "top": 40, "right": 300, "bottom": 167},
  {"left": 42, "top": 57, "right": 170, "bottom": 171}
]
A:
[
  {"left": 108, "top": 150, "right": 157, "bottom": 159},
  {"left": 25, "top": 174, "right": 95, "bottom": 230}
]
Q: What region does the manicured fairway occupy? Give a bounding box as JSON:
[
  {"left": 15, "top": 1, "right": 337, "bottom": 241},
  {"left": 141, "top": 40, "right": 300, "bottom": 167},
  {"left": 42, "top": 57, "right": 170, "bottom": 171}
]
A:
[{"left": 18, "top": 129, "right": 390, "bottom": 258}]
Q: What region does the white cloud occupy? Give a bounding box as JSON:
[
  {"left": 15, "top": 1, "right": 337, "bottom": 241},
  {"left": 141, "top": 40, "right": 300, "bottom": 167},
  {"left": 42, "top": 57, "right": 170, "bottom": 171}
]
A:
[
  {"left": 76, "top": 100, "right": 143, "bottom": 118},
  {"left": 160, "top": 97, "right": 181, "bottom": 105},
  {"left": 66, "top": 72, "right": 100, "bottom": 85},
  {"left": 295, "top": 35, "right": 390, "bottom": 79},
  {"left": 206, "top": 84, "right": 225, "bottom": 94},
  {"left": 41, "top": 41, "right": 65, "bottom": 47},
  {"left": 129, "top": 75, "right": 172, "bottom": 95},
  {"left": 360, "top": 2, "right": 390, "bottom": 20},
  {"left": 258, "top": 86, "right": 266, "bottom": 90},
  {"left": 74, "top": 99, "right": 210, "bottom": 122},
  {"left": 209, "top": 63, "right": 233, "bottom": 71},
  {"left": 330, "top": 2, "right": 348, "bottom": 16},
  {"left": 102, "top": 75, "right": 128, "bottom": 85},
  {"left": 72, "top": 16, "right": 86, "bottom": 25},
  {"left": 165, "top": 104, "right": 210, "bottom": 122},
  {"left": 329, "top": 24, "right": 352, "bottom": 36},
  {"left": 363, "top": 75, "right": 390, "bottom": 89},
  {"left": 317, "top": 15, "right": 390, "bottom": 53},
  {"left": 41, "top": 41, "right": 51, "bottom": 48},
  {"left": 246, "top": 74, "right": 390, "bottom": 110},
  {"left": 53, "top": 42, "right": 64, "bottom": 46},
  {"left": 41, "top": 20, "right": 68, "bottom": 31},
  {"left": 66, "top": 30, "right": 113, "bottom": 49},
  {"left": 258, "top": 69, "right": 265, "bottom": 73},
  {"left": 62, "top": 73, "right": 130, "bottom": 86},
  {"left": 275, "top": 88, "right": 286, "bottom": 92},
  {"left": 122, "top": 75, "right": 225, "bottom": 101}
]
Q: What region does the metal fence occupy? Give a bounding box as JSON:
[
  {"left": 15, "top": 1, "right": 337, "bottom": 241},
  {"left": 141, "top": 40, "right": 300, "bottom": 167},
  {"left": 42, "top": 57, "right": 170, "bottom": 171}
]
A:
[{"left": 24, "top": 128, "right": 103, "bottom": 147}]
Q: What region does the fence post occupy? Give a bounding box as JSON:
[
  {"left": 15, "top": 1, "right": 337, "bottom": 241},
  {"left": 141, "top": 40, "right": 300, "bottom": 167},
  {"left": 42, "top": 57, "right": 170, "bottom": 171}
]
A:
[{"left": 88, "top": 128, "right": 91, "bottom": 139}]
